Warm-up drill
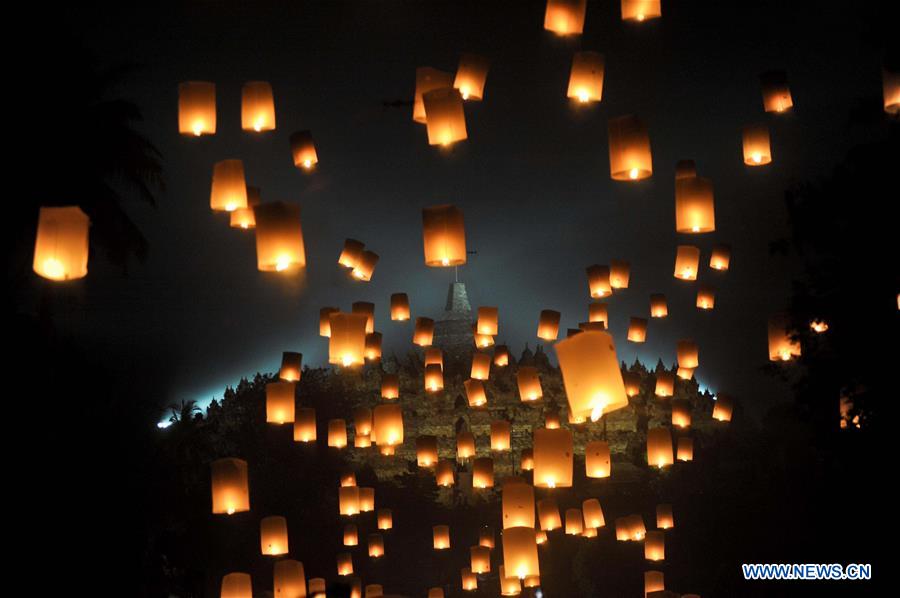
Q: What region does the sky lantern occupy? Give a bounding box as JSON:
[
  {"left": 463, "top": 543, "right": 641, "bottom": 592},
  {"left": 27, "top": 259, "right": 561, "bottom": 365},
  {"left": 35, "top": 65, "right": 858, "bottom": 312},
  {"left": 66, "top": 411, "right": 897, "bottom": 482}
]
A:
[
  {"left": 293, "top": 408, "right": 316, "bottom": 443},
  {"left": 503, "top": 527, "right": 540, "bottom": 580},
  {"left": 520, "top": 448, "right": 534, "bottom": 472},
  {"left": 657, "top": 504, "right": 675, "bottom": 529},
  {"left": 464, "top": 379, "right": 487, "bottom": 408},
  {"left": 544, "top": 0, "right": 586, "bottom": 35},
  {"left": 479, "top": 527, "right": 496, "bottom": 549},
  {"left": 555, "top": 330, "right": 629, "bottom": 421},
  {"left": 494, "top": 345, "right": 510, "bottom": 367},
  {"left": 241, "top": 81, "right": 276, "bottom": 132},
  {"left": 545, "top": 409, "right": 561, "bottom": 429},
  {"left": 353, "top": 407, "right": 373, "bottom": 437},
  {"left": 273, "top": 560, "right": 306, "bottom": 598},
  {"left": 585, "top": 440, "right": 611, "bottom": 478},
  {"left": 428, "top": 589, "right": 444, "bottom": 598},
  {"left": 474, "top": 332, "right": 495, "bottom": 348},
  {"left": 454, "top": 53, "right": 490, "bottom": 101},
  {"left": 328, "top": 419, "right": 348, "bottom": 448},
  {"left": 211, "top": 458, "right": 250, "bottom": 515},
  {"left": 365, "top": 583, "right": 383, "bottom": 597},
  {"left": 621, "top": 0, "right": 661, "bottom": 21},
  {"left": 260, "top": 516, "right": 289, "bottom": 555},
  {"left": 588, "top": 302, "right": 609, "bottom": 325},
  {"left": 254, "top": 201, "right": 306, "bottom": 272},
  {"left": 677, "top": 436, "right": 694, "bottom": 461},
  {"left": 696, "top": 284, "right": 715, "bottom": 310},
  {"left": 422, "top": 204, "right": 467, "bottom": 266},
  {"left": 337, "top": 552, "right": 353, "bottom": 576},
  {"left": 608, "top": 114, "right": 652, "bottom": 180},
  {"left": 655, "top": 372, "right": 674, "bottom": 397},
  {"left": 620, "top": 373, "right": 640, "bottom": 399},
  {"left": 279, "top": 351, "right": 302, "bottom": 382},
  {"left": 425, "top": 347, "right": 443, "bottom": 369},
  {"left": 537, "top": 498, "right": 562, "bottom": 531},
  {"left": 533, "top": 428, "right": 573, "bottom": 488},
  {"left": 537, "top": 309, "right": 561, "bottom": 340},
  {"left": 433, "top": 524, "right": 451, "bottom": 549},
  {"left": 390, "top": 293, "right": 411, "bottom": 320},
  {"left": 354, "top": 433, "right": 371, "bottom": 449},
  {"left": 319, "top": 307, "right": 338, "bottom": 337},
  {"left": 712, "top": 394, "right": 735, "bottom": 422},
  {"left": 424, "top": 363, "right": 444, "bottom": 392},
  {"left": 676, "top": 340, "right": 699, "bottom": 369},
  {"left": 582, "top": 498, "right": 606, "bottom": 530},
  {"left": 290, "top": 130, "right": 318, "bottom": 170},
  {"left": 503, "top": 480, "right": 535, "bottom": 529},
  {"left": 615, "top": 515, "right": 645, "bottom": 541},
  {"left": 768, "top": 314, "right": 801, "bottom": 361},
  {"left": 457, "top": 431, "right": 476, "bottom": 460},
  {"left": 674, "top": 245, "right": 700, "bottom": 280},
  {"left": 365, "top": 332, "right": 382, "bottom": 361},
  {"left": 473, "top": 457, "right": 494, "bottom": 488},
  {"left": 358, "top": 487, "right": 375, "bottom": 512},
  {"left": 328, "top": 312, "right": 367, "bottom": 366},
  {"left": 709, "top": 244, "right": 731, "bottom": 271},
  {"left": 610, "top": 259, "right": 630, "bottom": 289},
  {"left": 32, "top": 206, "right": 90, "bottom": 281},
  {"left": 414, "top": 317, "right": 435, "bottom": 346},
  {"left": 517, "top": 366, "right": 543, "bottom": 402},
  {"left": 524, "top": 575, "right": 541, "bottom": 588},
  {"left": 351, "top": 301, "right": 375, "bottom": 334},
  {"left": 586, "top": 264, "right": 612, "bottom": 298},
  {"left": 229, "top": 203, "right": 256, "bottom": 230},
  {"left": 210, "top": 160, "right": 248, "bottom": 212},
  {"left": 647, "top": 427, "right": 674, "bottom": 469},
  {"left": 436, "top": 459, "right": 455, "bottom": 486},
  {"left": 266, "top": 381, "right": 295, "bottom": 424},
  {"left": 671, "top": 399, "right": 692, "bottom": 428},
  {"left": 742, "top": 124, "right": 772, "bottom": 165},
  {"left": 308, "top": 579, "right": 326, "bottom": 595},
  {"left": 417, "top": 435, "right": 439, "bottom": 467},
  {"left": 565, "top": 508, "right": 584, "bottom": 535},
  {"left": 413, "top": 67, "right": 454, "bottom": 123},
  {"left": 499, "top": 567, "right": 523, "bottom": 596},
  {"left": 338, "top": 239, "right": 365, "bottom": 270},
  {"left": 760, "top": 70, "right": 793, "bottom": 113},
  {"left": 340, "top": 472, "right": 357, "bottom": 487},
  {"left": 647, "top": 294, "right": 667, "bottom": 319},
  {"left": 645, "top": 531, "right": 665, "bottom": 561},
  {"left": 377, "top": 508, "right": 393, "bottom": 530},
  {"left": 471, "top": 545, "right": 491, "bottom": 573},
  {"left": 470, "top": 352, "right": 492, "bottom": 380},
  {"left": 675, "top": 176, "right": 716, "bottom": 233},
  {"left": 628, "top": 317, "right": 648, "bottom": 343},
  {"left": 178, "top": 81, "right": 216, "bottom": 136},
  {"left": 339, "top": 486, "right": 360, "bottom": 516},
  {"left": 477, "top": 306, "right": 499, "bottom": 335},
  {"left": 221, "top": 573, "right": 252, "bottom": 598},
  {"left": 491, "top": 420, "right": 512, "bottom": 451},
  {"left": 645, "top": 571, "right": 665, "bottom": 596},
  {"left": 567, "top": 51, "right": 604, "bottom": 103},
  {"left": 676, "top": 365, "right": 694, "bottom": 380},
  {"left": 423, "top": 87, "right": 467, "bottom": 146},
  {"left": 351, "top": 250, "right": 379, "bottom": 281},
  {"left": 461, "top": 568, "right": 478, "bottom": 591},
  {"left": 810, "top": 319, "right": 829, "bottom": 334},
  {"left": 884, "top": 68, "right": 900, "bottom": 113}
]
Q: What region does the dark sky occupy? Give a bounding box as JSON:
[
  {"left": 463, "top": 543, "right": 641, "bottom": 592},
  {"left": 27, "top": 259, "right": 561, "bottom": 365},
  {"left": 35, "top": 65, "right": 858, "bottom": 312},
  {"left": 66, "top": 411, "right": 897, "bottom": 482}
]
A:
[{"left": 49, "top": 1, "right": 886, "bottom": 421}]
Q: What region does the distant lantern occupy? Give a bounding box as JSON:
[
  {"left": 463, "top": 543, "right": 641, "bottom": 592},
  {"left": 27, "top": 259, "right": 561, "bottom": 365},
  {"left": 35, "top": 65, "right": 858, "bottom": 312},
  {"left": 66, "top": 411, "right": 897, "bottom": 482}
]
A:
[
  {"left": 588, "top": 302, "right": 609, "bottom": 325},
  {"left": 457, "top": 431, "right": 476, "bottom": 460},
  {"left": 676, "top": 366, "right": 694, "bottom": 380},
  {"left": 645, "top": 530, "right": 665, "bottom": 561},
  {"left": 211, "top": 458, "right": 250, "bottom": 515},
  {"left": 290, "top": 130, "right": 318, "bottom": 170},
  {"left": 674, "top": 245, "right": 700, "bottom": 280},
  {"left": 586, "top": 264, "right": 612, "bottom": 298},
  {"left": 339, "top": 486, "right": 360, "bottom": 516},
  {"left": 417, "top": 435, "right": 439, "bottom": 467},
  {"left": 585, "top": 440, "right": 611, "bottom": 478},
  {"left": 425, "top": 364, "right": 444, "bottom": 392},
  {"left": 474, "top": 333, "right": 495, "bottom": 348},
  {"left": 470, "top": 352, "right": 492, "bottom": 380},
  {"left": 555, "top": 330, "right": 629, "bottom": 421},
  {"left": 645, "top": 571, "right": 665, "bottom": 596},
  {"left": 610, "top": 259, "right": 630, "bottom": 289},
  {"left": 221, "top": 573, "right": 252, "bottom": 598},
  {"left": 503, "top": 481, "right": 535, "bottom": 529},
  {"left": 499, "top": 567, "right": 523, "bottom": 596},
  {"left": 649, "top": 294, "right": 668, "bottom": 318},
  {"left": 422, "top": 204, "right": 467, "bottom": 266},
  {"left": 657, "top": 504, "right": 675, "bottom": 529},
  {"left": 340, "top": 472, "right": 357, "bottom": 487},
  {"left": 565, "top": 508, "right": 584, "bottom": 535},
  {"left": 675, "top": 159, "right": 697, "bottom": 179},
  {"left": 32, "top": 206, "right": 90, "bottom": 281},
  {"left": 266, "top": 381, "right": 296, "bottom": 424},
  {"left": 524, "top": 575, "right": 541, "bottom": 588},
  {"left": 696, "top": 284, "right": 715, "bottom": 310},
  {"left": 544, "top": 0, "right": 587, "bottom": 35},
  {"left": 608, "top": 115, "right": 652, "bottom": 180},
  {"left": 328, "top": 419, "right": 348, "bottom": 448},
  {"left": 461, "top": 567, "right": 478, "bottom": 591},
  {"left": 338, "top": 239, "right": 365, "bottom": 270},
  {"left": 742, "top": 124, "right": 772, "bottom": 166},
  {"left": 241, "top": 81, "right": 276, "bottom": 132},
  {"left": 365, "top": 534, "right": 385, "bottom": 560},
  {"left": 491, "top": 420, "right": 512, "bottom": 451},
  {"left": 479, "top": 527, "right": 496, "bottom": 549},
  {"left": 413, "top": 67, "right": 454, "bottom": 123},
  {"left": 628, "top": 317, "right": 648, "bottom": 343},
  {"left": 329, "top": 312, "right": 368, "bottom": 366},
  {"left": 520, "top": 448, "right": 534, "bottom": 471},
  {"left": 254, "top": 201, "right": 306, "bottom": 272},
  {"left": 471, "top": 545, "right": 491, "bottom": 574},
  {"left": 336, "top": 552, "right": 353, "bottom": 576},
  {"left": 390, "top": 293, "right": 411, "bottom": 320},
  {"left": 676, "top": 436, "right": 694, "bottom": 461},
  {"left": 477, "top": 306, "right": 499, "bottom": 335},
  {"left": 621, "top": 0, "right": 661, "bottom": 21},
  {"left": 583, "top": 498, "right": 605, "bottom": 529},
  {"left": 567, "top": 51, "right": 605, "bottom": 103},
  {"left": 423, "top": 87, "right": 467, "bottom": 146},
  {"left": 545, "top": 410, "right": 561, "bottom": 429},
  {"left": 710, "top": 244, "right": 731, "bottom": 271},
  {"left": 260, "top": 516, "right": 289, "bottom": 555},
  {"left": 353, "top": 407, "right": 373, "bottom": 437},
  {"left": 655, "top": 372, "right": 674, "bottom": 397},
  {"left": 377, "top": 508, "right": 393, "bottom": 530},
  {"left": 464, "top": 379, "right": 487, "bottom": 408},
  {"left": 178, "top": 81, "right": 216, "bottom": 136},
  {"left": 885, "top": 68, "right": 900, "bottom": 114},
  {"left": 494, "top": 345, "right": 510, "bottom": 367},
  {"left": 230, "top": 206, "right": 256, "bottom": 230},
  {"left": 712, "top": 394, "right": 734, "bottom": 422},
  {"left": 308, "top": 579, "right": 326, "bottom": 595},
  {"left": 436, "top": 459, "right": 455, "bottom": 486},
  {"left": 675, "top": 176, "right": 716, "bottom": 233},
  {"left": 273, "top": 560, "right": 306, "bottom": 598},
  {"left": 454, "top": 53, "right": 490, "bottom": 101},
  {"left": 533, "top": 428, "right": 573, "bottom": 488},
  {"left": 623, "top": 371, "right": 641, "bottom": 397},
  {"left": 760, "top": 70, "right": 793, "bottom": 113},
  {"left": 279, "top": 351, "right": 303, "bottom": 382},
  {"left": 293, "top": 408, "right": 316, "bottom": 442},
  {"left": 810, "top": 319, "right": 829, "bottom": 333},
  {"left": 615, "top": 516, "right": 638, "bottom": 541},
  {"left": 768, "top": 314, "right": 801, "bottom": 361},
  {"left": 676, "top": 340, "right": 699, "bottom": 369},
  {"left": 647, "top": 428, "right": 674, "bottom": 468},
  {"left": 537, "top": 498, "right": 562, "bottom": 531},
  {"left": 517, "top": 366, "right": 543, "bottom": 402},
  {"left": 319, "top": 307, "right": 338, "bottom": 337},
  {"left": 359, "top": 487, "right": 375, "bottom": 512},
  {"left": 428, "top": 589, "right": 444, "bottom": 598},
  {"left": 473, "top": 457, "right": 494, "bottom": 488},
  {"left": 671, "top": 399, "right": 691, "bottom": 429},
  {"left": 210, "top": 160, "right": 248, "bottom": 212},
  {"left": 351, "top": 250, "right": 379, "bottom": 281},
  {"left": 503, "top": 527, "right": 540, "bottom": 579},
  {"left": 413, "top": 317, "right": 435, "bottom": 346},
  {"left": 365, "top": 332, "right": 383, "bottom": 361},
  {"left": 373, "top": 403, "right": 404, "bottom": 446},
  {"left": 537, "top": 310, "right": 561, "bottom": 340},
  {"left": 433, "top": 525, "right": 451, "bottom": 549}
]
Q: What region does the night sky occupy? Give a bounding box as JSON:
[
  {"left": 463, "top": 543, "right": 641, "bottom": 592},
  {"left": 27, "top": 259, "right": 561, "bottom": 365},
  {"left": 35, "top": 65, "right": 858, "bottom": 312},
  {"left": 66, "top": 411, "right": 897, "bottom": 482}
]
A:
[{"left": 43, "top": 1, "right": 886, "bottom": 420}]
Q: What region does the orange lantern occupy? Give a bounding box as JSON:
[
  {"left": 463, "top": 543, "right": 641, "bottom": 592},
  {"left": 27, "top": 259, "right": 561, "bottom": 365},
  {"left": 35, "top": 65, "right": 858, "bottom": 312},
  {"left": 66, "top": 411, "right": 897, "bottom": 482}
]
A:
[
  {"left": 428, "top": 589, "right": 444, "bottom": 598},
  {"left": 436, "top": 459, "right": 455, "bottom": 486},
  {"left": 211, "top": 458, "right": 249, "bottom": 515},
  {"left": 241, "top": 81, "right": 276, "bottom": 131},
  {"left": 308, "top": 579, "right": 326, "bottom": 595},
  {"left": 417, "top": 435, "right": 439, "bottom": 467},
  {"left": 657, "top": 504, "right": 674, "bottom": 529},
  {"left": 517, "top": 366, "right": 542, "bottom": 402},
  {"left": 338, "top": 239, "right": 365, "bottom": 270},
  {"left": 422, "top": 204, "right": 466, "bottom": 266},
  {"left": 742, "top": 124, "right": 772, "bottom": 166},
  {"left": 567, "top": 51, "right": 604, "bottom": 103},
  {"left": 414, "top": 317, "right": 435, "bottom": 346},
  {"left": 502, "top": 527, "right": 540, "bottom": 579},
  {"left": 676, "top": 340, "right": 699, "bottom": 369},
  {"left": 266, "top": 381, "right": 295, "bottom": 424},
  {"left": 339, "top": 486, "right": 360, "bottom": 516},
  {"left": 586, "top": 264, "right": 612, "bottom": 298},
  {"left": 353, "top": 407, "right": 373, "bottom": 437},
  {"left": 709, "top": 244, "right": 731, "bottom": 271},
  {"left": 344, "top": 523, "right": 359, "bottom": 546},
  {"left": 712, "top": 394, "right": 734, "bottom": 422},
  {"left": 491, "top": 420, "right": 512, "bottom": 451},
  {"left": 461, "top": 567, "right": 478, "bottom": 591},
  {"left": 290, "top": 130, "right": 318, "bottom": 170},
  {"left": 433, "top": 524, "right": 451, "bottom": 549},
  {"left": 336, "top": 552, "right": 353, "bottom": 576},
  {"left": 494, "top": 345, "right": 510, "bottom": 367},
  {"left": 588, "top": 302, "right": 609, "bottom": 325},
  {"left": 533, "top": 428, "right": 573, "bottom": 488},
  {"left": 471, "top": 545, "right": 491, "bottom": 574},
  {"left": 544, "top": 0, "right": 587, "bottom": 35},
  {"left": 537, "top": 310, "right": 561, "bottom": 341},
  {"left": 260, "top": 515, "right": 289, "bottom": 555},
  {"left": 273, "top": 560, "right": 305, "bottom": 598},
  {"left": 760, "top": 70, "right": 793, "bottom": 113},
  {"left": 364, "top": 584, "right": 382, "bottom": 598},
  {"left": 623, "top": 371, "right": 641, "bottom": 397},
  {"left": 768, "top": 314, "right": 801, "bottom": 361},
  {"left": 583, "top": 498, "right": 605, "bottom": 529},
  {"left": 499, "top": 566, "right": 522, "bottom": 596},
  {"left": 565, "top": 508, "right": 584, "bottom": 535},
  {"left": 470, "top": 352, "right": 492, "bottom": 380},
  {"left": 463, "top": 379, "right": 487, "bottom": 408},
  {"left": 537, "top": 498, "right": 562, "bottom": 531},
  {"left": 610, "top": 259, "right": 630, "bottom": 289},
  {"left": 365, "top": 332, "right": 382, "bottom": 361},
  {"left": 696, "top": 284, "right": 715, "bottom": 310},
  {"left": 473, "top": 457, "right": 494, "bottom": 488},
  {"left": 474, "top": 332, "right": 495, "bottom": 348},
  {"left": 608, "top": 114, "right": 652, "bottom": 180},
  {"left": 319, "top": 307, "right": 338, "bottom": 337},
  {"left": 647, "top": 427, "right": 674, "bottom": 469},
  {"left": 328, "top": 419, "right": 348, "bottom": 449},
  {"left": 425, "top": 363, "right": 444, "bottom": 392},
  {"left": 254, "top": 201, "right": 306, "bottom": 272},
  {"left": 351, "top": 250, "right": 379, "bottom": 282},
  {"left": 621, "top": 0, "right": 661, "bottom": 21},
  {"left": 279, "top": 351, "right": 302, "bottom": 382},
  {"left": 650, "top": 293, "right": 667, "bottom": 318},
  {"left": 555, "top": 330, "right": 629, "bottom": 421},
  {"left": 585, "top": 440, "right": 610, "bottom": 478},
  {"left": 329, "top": 312, "right": 367, "bottom": 366},
  {"left": 381, "top": 374, "right": 400, "bottom": 399},
  {"left": 359, "top": 487, "right": 374, "bottom": 512},
  {"left": 340, "top": 472, "right": 357, "bottom": 487},
  {"left": 293, "top": 408, "right": 316, "bottom": 443},
  {"left": 479, "top": 527, "right": 496, "bottom": 549},
  {"left": 674, "top": 245, "right": 700, "bottom": 280},
  {"left": 477, "top": 306, "right": 499, "bottom": 335},
  {"left": 364, "top": 534, "right": 384, "bottom": 561},
  {"left": 671, "top": 399, "right": 691, "bottom": 429},
  {"left": 229, "top": 206, "right": 256, "bottom": 230},
  {"left": 32, "top": 206, "right": 90, "bottom": 281},
  {"left": 390, "top": 293, "right": 410, "bottom": 320},
  {"left": 178, "top": 81, "right": 216, "bottom": 136},
  {"left": 545, "top": 410, "right": 561, "bottom": 429},
  {"left": 454, "top": 53, "right": 490, "bottom": 101},
  {"left": 524, "top": 574, "right": 541, "bottom": 588},
  {"left": 376, "top": 508, "right": 393, "bottom": 531},
  {"left": 457, "top": 431, "right": 476, "bottom": 460},
  {"left": 423, "top": 87, "right": 467, "bottom": 146},
  {"left": 676, "top": 436, "right": 693, "bottom": 461},
  {"left": 645, "top": 530, "right": 665, "bottom": 561},
  {"left": 220, "top": 573, "right": 252, "bottom": 598},
  {"left": 884, "top": 68, "right": 900, "bottom": 114},
  {"left": 503, "top": 481, "right": 535, "bottom": 529},
  {"left": 210, "top": 160, "right": 248, "bottom": 212},
  {"left": 520, "top": 448, "right": 534, "bottom": 471},
  {"left": 675, "top": 176, "right": 716, "bottom": 233},
  {"left": 628, "top": 317, "right": 648, "bottom": 343},
  {"left": 655, "top": 371, "right": 674, "bottom": 397},
  {"left": 645, "top": 571, "right": 665, "bottom": 596},
  {"left": 413, "top": 67, "right": 454, "bottom": 123},
  {"left": 424, "top": 347, "right": 444, "bottom": 370}
]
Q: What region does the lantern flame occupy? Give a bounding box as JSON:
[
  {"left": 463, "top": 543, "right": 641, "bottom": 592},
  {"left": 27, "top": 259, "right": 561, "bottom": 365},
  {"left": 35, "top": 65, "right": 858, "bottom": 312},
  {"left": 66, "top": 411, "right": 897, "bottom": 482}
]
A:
[
  {"left": 227, "top": 507, "right": 235, "bottom": 515},
  {"left": 302, "top": 159, "right": 312, "bottom": 169},
  {"left": 42, "top": 258, "right": 66, "bottom": 281},
  {"left": 752, "top": 153, "right": 762, "bottom": 164},
  {"left": 577, "top": 89, "right": 589, "bottom": 103},
  {"left": 275, "top": 256, "right": 291, "bottom": 271},
  {"left": 629, "top": 167, "right": 639, "bottom": 179}
]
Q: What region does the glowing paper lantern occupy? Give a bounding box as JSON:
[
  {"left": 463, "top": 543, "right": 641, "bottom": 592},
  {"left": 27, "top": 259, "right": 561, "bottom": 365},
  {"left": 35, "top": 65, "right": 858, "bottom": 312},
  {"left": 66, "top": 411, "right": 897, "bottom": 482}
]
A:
[
  {"left": 674, "top": 245, "right": 700, "bottom": 280},
  {"left": 339, "top": 486, "right": 360, "bottom": 516},
  {"left": 565, "top": 509, "right": 584, "bottom": 535},
  {"left": 351, "top": 250, "right": 379, "bottom": 281},
  {"left": 520, "top": 448, "right": 534, "bottom": 471},
  {"left": 221, "top": 573, "right": 252, "bottom": 598},
  {"left": 32, "top": 206, "right": 90, "bottom": 281},
  {"left": 469, "top": 353, "right": 492, "bottom": 381},
  {"left": 454, "top": 53, "right": 490, "bottom": 101},
  {"left": 423, "top": 87, "right": 467, "bottom": 146},
  {"left": 647, "top": 428, "right": 674, "bottom": 468},
  {"left": 696, "top": 285, "right": 715, "bottom": 310},
  {"left": 178, "top": 82, "right": 216, "bottom": 136},
  {"left": 328, "top": 419, "right": 348, "bottom": 449},
  {"left": 533, "top": 428, "right": 573, "bottom": 488},
  {"left": 555, "top": 330, "right": 629, "bottom": 421},
  {"left": 211, "top": 458, "right": 249, "bottom": 515},
  {"left": 494, "top": 345, "right": 510, "bottom": 367},
  {"left": 417, "top": 435, "right": 439, "bottom": 467},
  {"left": 609, "top": 115, "right": 652, "bottom": 180},
  {"left": 471, "top": 545, "right": 491, "bottom": 573},
  {"left": 279, "top": 352, "right": 302, "bottom": 382},
  {"left": 623, "top": 371, "right": 641, "bottom": 397},
  {"left": 479, "top": 527, "right": 496, "bottom": 549},
  {"left": 210, "top": 160, "right": 248, "bottom": 213},
  {"left": 517, "top": 367, "right": 542, "bottom": 402},
  {"left": 377, "top": 509, "right": 393, "bottom": 530},
  {"left": 260, "top": 516, "right": 289, "bottom": 555},
  {"left": 545, "top": 410, "right": 561, "bottom": 429},
  {"left": 583, "top": 498, "right": 605, "bottom": 528},
  {"left": 621, "top": 0, "right": 661, "bottom": 21},
  {"left": 768, "top": 314, "right": 801, "bottom": 361},
  {"left": 241, "top": 81, "right": 276, "bottom": 131},
  {"left": 473, "top": 457, "right": 494, "bottom": 488},
  {"left": 359, "top": 487, "right": 375, "bottom": 512},
  {"left": 428, "top": 588, "right": 444, "bottom": 598},
  {"left": 366, "top": 583, "right": 383, "bottom": 597},
  {"left": 329, "top": 312, "right": 368, "bottom": 366},
  {"left": 436, "top": 459, "right": 455, "bottom": 486},
  {"left": 499, "top": 566, "right": 522, "bottom": 596},
  {"left": 655, "top": 372, "right": 674, "bottom": 397},
  {"left": 354, "top": 433, "right": 371, "bottom": 448},
  {"left": 413, "top": 67, "right": 454, "bottom": 123},
  {"left": 675, "top": 176, "right": 716, "bottom": 233},
  {"left": 425, "top": 363, "right": 444, "bottom": 392},
  {"left": 341, "top": 472, "right": 357, "bottom": 487},
  {"left": 524, "top": 575, "right": 541, "bottom": 588},
  {"left": 760, "top": 70, "right": 793, "bottom": 113},
  {"left": 628, "top": 317, "right": 648, "bottom": 343},
  {"left": 676, "top": 436, "right": 693, "bottom": 461},
  {"left": 338, "top": 239, "right": 365, "bottom": 269},
  {"left": 293, "top": 408, "right": 316, "bottom": 443},
  {"left": 502, "top": 480, "right": 535, "bottom": 529},
  {"left": 710, "top": 244, "right": 731, "bottom": 271},
  {"left": 537, "top": 310, "right": 561, "bottom": 340},
  {"left": 319, "top": 307, "right": 338, "bottom": 337},
  {"left": 502, "top": 527, "right": 540, "bottom": 579},
  {"left": 645, "top": 571, "right": 665, "bottom": 596},
  {"left": 463, "top": 379, "right": 487, "bottom": 408},
  {"left": 491, "top": 420, "right": 512, "bottom": 451},
  {"left": 290, "top": 130, "right": 318, "bottom": 170},
  {"left": 461, "top": 568, "right": 478, "bottom": 591},
  {"left": 544, "top": 0, "right": 587, "bottom": 35},
  {"left": 671, "top": 399, "right": 691, "bottom": 428},
  {"left": 477, "top": 306, "right": 499, "bottom": 335},
  {"left": 381, "top": 374, "right": 400, "bottom": 400},
  {"left": 588, "top": 302, "right": 609, "bottom": 325},
  {"left": 610, "top": 259, "right": 630, "bottom": 289},
  {"left": 647, "top": 294, "right": 667, "bottom": 319},
  {"left": 308, "top": 579, "right": 326, "bottom": 595},
  {"left": 586, "top": 264, "right": 612, "bottom": 298},
  {"left": 266, "top": 381, "right": 295, "bottom": 424},
  {"left": 676, "top": 340, "right": 699, "bottom": 369},
  {"left": 254, "top": 201, "right": 306, "bottom": 272},
  {"left": 567, "top": 51, "right": 604, "bottom": 103},
  {"left": 585, "top": 440, "right": 610, "bottom": 478},
  {"left": 433, "top": 525, "right": 451, "bottom": 549},
  {"left": 273, "top": 559, "right": 306, "bottom": 598},
  {"left": 365, "top": 333, "right": 382, "bottom": 361},
  {"left": 537, "top": 498, "right": 562, "bottom": 531},
  {"left": 645, "top": 530, "right": 665, "bottom": 561},
  {"left": 390, "top": 293, "right": 410, "bottom": 320},
  {"left": 457, "top": 431, "right": 476, "bottom": 460},
  {"left": 422, "top": 204, "right": 467, "bottom": 266},
  {"left": 353, "top": 407, "right": 373, "bottom": 437},
  {"left": 414, "top": 317, "right": 435, "bottom": 346},
  {"left": 884, "top": 68, "right": 900, "bottom": 114},
  {"left": 337, "top": 552, "right": 353, "bottom": 576},
  {"left": 742, "top": 124, "right": 772, "bottom": 166},
  {"left": 657, "top": 504, "right": 674, "bottom": 529},
  {"left": 712, "top": 394, "right": 734, "bottom": 422},
  {"left": 230, "top": 206, "right": 256, "bottom": 230}
]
